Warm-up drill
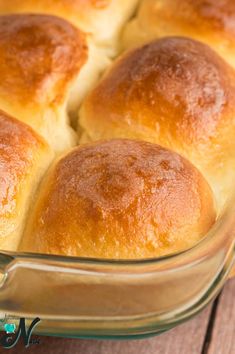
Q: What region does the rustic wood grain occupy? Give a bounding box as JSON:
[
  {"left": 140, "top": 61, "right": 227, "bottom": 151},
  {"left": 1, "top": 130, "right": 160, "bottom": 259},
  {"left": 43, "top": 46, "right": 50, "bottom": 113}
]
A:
[
  {"left": 207, "top": 279, "right": 235, "bottom": 354},
  {"left": 4, "top": 304, "right": 212, "bottom": 354}
]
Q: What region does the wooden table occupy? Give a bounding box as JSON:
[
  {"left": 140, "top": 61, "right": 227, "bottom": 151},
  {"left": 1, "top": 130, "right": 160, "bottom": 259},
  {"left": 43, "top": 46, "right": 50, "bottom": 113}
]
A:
[{"left": 2, "top": 279, "right": 235, "bottom": 354}]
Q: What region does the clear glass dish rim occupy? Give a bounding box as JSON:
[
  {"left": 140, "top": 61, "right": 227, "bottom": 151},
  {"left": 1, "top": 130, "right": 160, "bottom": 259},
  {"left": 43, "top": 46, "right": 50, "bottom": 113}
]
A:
[{"left": 0, "top": 190, "right": 234, "bottom": 340}]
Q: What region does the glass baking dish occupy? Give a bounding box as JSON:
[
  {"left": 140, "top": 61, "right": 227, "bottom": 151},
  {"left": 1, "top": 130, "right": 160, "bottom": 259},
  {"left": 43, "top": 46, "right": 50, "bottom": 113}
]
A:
[{"left": 0, "top": 192, "right": 234, "bottom": 340}]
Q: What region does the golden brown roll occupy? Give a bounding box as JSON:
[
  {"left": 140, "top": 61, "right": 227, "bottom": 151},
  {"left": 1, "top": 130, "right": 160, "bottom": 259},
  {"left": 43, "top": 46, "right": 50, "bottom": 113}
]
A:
[
  {"left": 19, "top": 139, "right": 216, "bottom": 259},
  {"left": 122, "top": 0, "right": 235, "bottom": 68},
  {"left": 0, "top": 0, "right": 140, "bottom": 56},
  {"left": 0, "top": 14, "right": 108, "bottom": 153},
  {"left": 0, "top": 110, "right": 53, "bottom": 251},
  {"left": 80, "top": 37, "right": 235, "bottom": 210}
]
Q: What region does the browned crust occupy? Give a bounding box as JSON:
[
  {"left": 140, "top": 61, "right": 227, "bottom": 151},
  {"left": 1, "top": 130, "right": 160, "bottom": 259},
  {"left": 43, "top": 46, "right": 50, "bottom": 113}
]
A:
[
  {"left": 0, "top": 110, "right": 49, "bottom": 221},
  {"left": 0, "top": 14, "right": 88, "bottom": 107},
  {"left": 20, "top": 139, "right": 216, "bottom": 259},
  {"left": 80, "top": 37, "right": 235, "bottom": 192}
]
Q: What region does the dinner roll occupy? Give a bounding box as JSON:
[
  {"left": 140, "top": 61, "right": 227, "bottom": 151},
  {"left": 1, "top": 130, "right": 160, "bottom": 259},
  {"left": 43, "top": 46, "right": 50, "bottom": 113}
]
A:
[
  {"left": 80, "top": 37, "right": 235, "bottom": 210},
  {"left": 19, "top": 139, "right": 216, "bottom": 259},
  {"left": 0, "top": 14, "right": 108, "bottom": 153},
  {"left": 122, "top": 0, "right": 235, "bottom": 68},
  {"left": 0, "top": 0, "right": 140, "bottom": 56},
  {"left": 0, "top": 110, "right": 53, "bottom": 251}
]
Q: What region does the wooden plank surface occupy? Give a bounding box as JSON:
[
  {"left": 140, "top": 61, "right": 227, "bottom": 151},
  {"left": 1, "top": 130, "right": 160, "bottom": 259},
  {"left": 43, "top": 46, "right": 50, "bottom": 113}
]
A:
[
  {"left": 1, "top": 279, "right": 235, "bottom": 354},
  {"left": 207, "top": 280, "right": 235, "bottom": 354}
]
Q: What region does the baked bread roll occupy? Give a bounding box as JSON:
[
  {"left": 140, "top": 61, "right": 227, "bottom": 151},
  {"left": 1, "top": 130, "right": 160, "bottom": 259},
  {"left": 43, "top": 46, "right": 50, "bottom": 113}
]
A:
[
  {"left": 80, "top": 37, "right": 235, "bottom": 210},
  {"left": 122, "top": 0, "right": 235, "bottom": 68},
  {"left": 19, "top": 139, "right": 216, "bottom": 259},
  {"left": 0, "top": 110, "right": 53, "bottom": 251},
  {"left": 0, "top": 0, "right": 140, "bottom": 56},
  {"left": 0, "top": 14, "right": 108, "bottom": 153}
]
